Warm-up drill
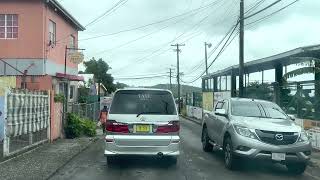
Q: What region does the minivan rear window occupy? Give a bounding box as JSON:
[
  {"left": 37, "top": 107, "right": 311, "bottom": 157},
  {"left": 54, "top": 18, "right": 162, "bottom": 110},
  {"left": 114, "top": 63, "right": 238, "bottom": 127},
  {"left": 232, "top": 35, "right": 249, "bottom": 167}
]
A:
[{"left": 110, "top": 90, "right": 177, "bottom": 115}]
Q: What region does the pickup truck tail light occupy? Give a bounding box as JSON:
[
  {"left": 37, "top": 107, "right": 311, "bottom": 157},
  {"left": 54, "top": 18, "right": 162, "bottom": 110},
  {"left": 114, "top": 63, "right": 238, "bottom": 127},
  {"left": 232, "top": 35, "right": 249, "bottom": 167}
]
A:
[
  {"left": 156, "top": 121, "right": 180, "bottom": 133},
  {"left": 106, "top": 120, "right": 129, "bottom": 133}
]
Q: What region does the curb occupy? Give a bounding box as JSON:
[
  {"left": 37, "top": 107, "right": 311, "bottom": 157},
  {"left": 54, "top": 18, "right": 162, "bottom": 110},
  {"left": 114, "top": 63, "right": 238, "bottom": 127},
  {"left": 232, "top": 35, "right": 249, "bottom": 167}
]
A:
[
  {"left": 180, "top": 115, "right": 202, "bottom": 126},
  {"left": 45, "top": 137, "right": 99, "bottom": 180}
]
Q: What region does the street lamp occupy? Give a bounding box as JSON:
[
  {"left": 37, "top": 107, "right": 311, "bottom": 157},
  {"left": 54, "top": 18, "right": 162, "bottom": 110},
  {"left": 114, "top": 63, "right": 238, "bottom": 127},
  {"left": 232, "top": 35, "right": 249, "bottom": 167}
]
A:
[{"left": 205, "top": 42, "right": 212, "bottom": 75}]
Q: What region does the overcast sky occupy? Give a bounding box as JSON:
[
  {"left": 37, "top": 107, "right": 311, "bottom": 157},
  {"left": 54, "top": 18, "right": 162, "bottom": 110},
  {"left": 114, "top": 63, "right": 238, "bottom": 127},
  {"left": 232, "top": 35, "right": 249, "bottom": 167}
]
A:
[{"left": 59, "top": 0, "right": 320, "bottom": 87}]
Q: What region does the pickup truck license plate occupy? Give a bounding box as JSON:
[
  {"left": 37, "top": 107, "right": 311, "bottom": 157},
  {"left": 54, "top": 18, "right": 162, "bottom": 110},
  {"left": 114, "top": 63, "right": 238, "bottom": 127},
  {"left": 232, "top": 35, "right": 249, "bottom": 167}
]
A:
[{"left": 272, "top": 153, "right": 285, "bottom": 161}]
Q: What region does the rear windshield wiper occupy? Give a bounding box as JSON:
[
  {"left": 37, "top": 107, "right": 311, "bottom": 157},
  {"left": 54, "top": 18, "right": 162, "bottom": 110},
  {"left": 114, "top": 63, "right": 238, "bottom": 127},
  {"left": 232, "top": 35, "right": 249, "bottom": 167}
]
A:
[
  {"left": 245, "top": 115, "right": 268, "bottom": 118},
  {"left": 137, "top": 112, "right": 162, "bottom": 117}
]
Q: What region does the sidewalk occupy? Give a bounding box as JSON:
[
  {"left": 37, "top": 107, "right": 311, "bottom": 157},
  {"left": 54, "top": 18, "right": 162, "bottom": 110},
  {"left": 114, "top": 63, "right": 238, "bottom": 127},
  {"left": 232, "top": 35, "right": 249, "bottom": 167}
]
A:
[
  {"left": 181, "top": 115, "right": 320, "bottom": 168},
  {"left": 0, "top": 131, "right": 102, "bottom": 180}
]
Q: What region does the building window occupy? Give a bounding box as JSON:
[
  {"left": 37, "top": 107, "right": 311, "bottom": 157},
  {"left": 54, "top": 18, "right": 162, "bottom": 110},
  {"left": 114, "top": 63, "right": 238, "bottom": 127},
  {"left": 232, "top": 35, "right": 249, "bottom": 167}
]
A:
[
  {"left": 0, "top": 14, "right": 18, "bottom": 39},
  {"left": 49, "top": 20, "right": 56, "bottom": 46},
  {"left": 69, "top": 85, "right": 74, "bottom": 99},
  {"left": 69, "top": 35, "right": 75, "bottom": 48}
]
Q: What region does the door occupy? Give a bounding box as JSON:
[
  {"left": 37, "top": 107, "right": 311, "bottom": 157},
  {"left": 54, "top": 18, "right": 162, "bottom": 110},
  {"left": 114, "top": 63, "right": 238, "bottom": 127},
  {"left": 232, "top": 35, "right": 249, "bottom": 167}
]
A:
[
  {"left": 215, "top": 100, "right": 230, "bottom": 145},
  {"left": 206, "top": 101, "right": 224, "bottom": 141}
]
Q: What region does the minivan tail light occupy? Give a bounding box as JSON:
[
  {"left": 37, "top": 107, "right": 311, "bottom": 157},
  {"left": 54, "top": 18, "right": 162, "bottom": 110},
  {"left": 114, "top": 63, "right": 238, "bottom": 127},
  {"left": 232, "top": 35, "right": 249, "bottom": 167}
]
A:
[
  {"left": 156, "top": 121, "right": 180, "bottom": 133},
  {"left": 106, "top": 120, "right": 129, "bottom": 133}
]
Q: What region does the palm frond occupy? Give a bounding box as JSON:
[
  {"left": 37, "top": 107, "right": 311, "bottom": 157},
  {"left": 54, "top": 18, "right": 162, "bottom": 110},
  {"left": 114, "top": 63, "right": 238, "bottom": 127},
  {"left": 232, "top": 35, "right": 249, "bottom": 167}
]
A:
[{"left": 283, "top": 67, "right": 320, "bottom": 80}]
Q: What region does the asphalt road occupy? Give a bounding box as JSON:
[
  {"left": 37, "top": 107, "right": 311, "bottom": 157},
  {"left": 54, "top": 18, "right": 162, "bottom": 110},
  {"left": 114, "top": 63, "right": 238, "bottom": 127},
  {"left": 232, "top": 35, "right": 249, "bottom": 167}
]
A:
[{"left": 49, "top": 118, "right": 318, "bottom": 180}]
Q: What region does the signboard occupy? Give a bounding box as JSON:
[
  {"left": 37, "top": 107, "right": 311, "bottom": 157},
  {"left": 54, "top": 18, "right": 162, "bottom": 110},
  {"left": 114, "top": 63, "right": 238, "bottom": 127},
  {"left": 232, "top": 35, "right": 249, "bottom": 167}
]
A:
[
  {"left": 69, "top": 51, "right": 84, "bottom": 64},
  {"left": 203, "top": 92, "right": 214, "bottom": 111},
  {"left": 100, "top": 96, "right": 113, "bottom": 110},
  {"left": 213, "top": 91, "right": 231, "bottom": 108}
]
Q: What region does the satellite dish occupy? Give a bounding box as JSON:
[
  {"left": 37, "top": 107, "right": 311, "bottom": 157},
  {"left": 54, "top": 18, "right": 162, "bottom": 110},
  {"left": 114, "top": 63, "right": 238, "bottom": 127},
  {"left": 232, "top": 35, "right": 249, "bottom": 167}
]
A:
[{"left": 207, "top": 43, "right": 212, "bottom": 48}]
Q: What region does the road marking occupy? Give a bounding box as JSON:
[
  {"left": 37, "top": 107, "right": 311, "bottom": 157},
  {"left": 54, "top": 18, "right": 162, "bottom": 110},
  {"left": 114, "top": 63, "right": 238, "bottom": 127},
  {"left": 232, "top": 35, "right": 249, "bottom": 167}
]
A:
[{"left": 306, "top": 171, "right": 320, "bottom": 180}]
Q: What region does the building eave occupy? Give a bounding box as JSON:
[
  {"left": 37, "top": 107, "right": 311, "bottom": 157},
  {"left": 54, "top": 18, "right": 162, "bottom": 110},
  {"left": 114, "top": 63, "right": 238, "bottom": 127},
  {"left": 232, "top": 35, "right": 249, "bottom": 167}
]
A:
[{"left": 46, "top": 0, "right": 85, "bottom": 31}]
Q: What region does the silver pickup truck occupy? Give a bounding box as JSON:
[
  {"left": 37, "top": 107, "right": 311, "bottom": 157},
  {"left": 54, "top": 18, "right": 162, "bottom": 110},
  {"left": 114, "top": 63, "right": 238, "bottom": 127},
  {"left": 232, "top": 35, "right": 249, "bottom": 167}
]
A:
[{"left": 201, "top": 98, "right": 311, "bottom": 174}]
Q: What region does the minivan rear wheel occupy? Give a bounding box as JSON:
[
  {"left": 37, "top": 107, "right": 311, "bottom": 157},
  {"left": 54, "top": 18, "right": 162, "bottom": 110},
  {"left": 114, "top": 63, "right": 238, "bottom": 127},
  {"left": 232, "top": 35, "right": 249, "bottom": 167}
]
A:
[
  {"left": 106, "top": 156, "right": 117, "bottom": 165},
  {"left": 202, "top": 127, "right": 213, "bottom": 152},
  {"left": 168, "top": 156, "right": 178, "bottom": 165},
  {"left": 286, "top": 163, "right": 307, "bottom": 175}
]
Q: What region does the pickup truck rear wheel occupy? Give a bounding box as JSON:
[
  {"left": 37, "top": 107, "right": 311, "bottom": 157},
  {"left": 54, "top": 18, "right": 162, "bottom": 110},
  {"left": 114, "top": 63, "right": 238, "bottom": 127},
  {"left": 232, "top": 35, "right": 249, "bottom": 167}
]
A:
[
  {"left": 224, "top": 137, "right": 237, "bottom": 170},
  {"left": 286, "top": 163, "right": 307, "bottom": 175},
  {"left": 202, "top": 127, "right": 213, "bottom": 152}
]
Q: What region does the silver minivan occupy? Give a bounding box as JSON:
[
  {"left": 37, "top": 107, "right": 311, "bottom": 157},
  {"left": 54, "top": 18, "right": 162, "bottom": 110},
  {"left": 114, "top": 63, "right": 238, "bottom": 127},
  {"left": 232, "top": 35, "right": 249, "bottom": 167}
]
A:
[{"left": 104, "top": 88, "right": 180, "bottom": 164}]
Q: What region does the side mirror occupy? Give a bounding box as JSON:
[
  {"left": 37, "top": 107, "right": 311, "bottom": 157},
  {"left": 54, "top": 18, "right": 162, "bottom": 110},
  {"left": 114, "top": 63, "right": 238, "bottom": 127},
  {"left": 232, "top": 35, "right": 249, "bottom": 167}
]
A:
[
  {"left": 288, "top": 114, "right": 295, "bottom": 121},
  {"left": 215, "top": 109, "right": 227, "bottom": 116}
]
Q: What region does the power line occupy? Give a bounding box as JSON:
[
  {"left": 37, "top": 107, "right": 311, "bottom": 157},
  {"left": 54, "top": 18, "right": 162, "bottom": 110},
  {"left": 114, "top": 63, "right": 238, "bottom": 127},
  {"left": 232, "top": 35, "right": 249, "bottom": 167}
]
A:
[
  {"left": 111, "top": 0, "right": 237, "bottom": 74},
  {"left": 89, "top": 2, "right": 216, "bottom": 57},
  {"left": 115, "top": 72, "right": 168, "bottom": 78},
  {"left": 183, "top": 1, "right": 239, "bottom": 74},
  {"left": 184, "top": 20, "right": 239, "bottom": 75},
  {"left": 77, "top": 0, "right": 221, "bottom": 42},
  {"left": 85, "top": 0, "right": 127, "bottom": 28},
  {"left": 245, "top": 0, "right": 266, "bottom": 15},
  {"left": 244, "top": 0, "right": 282, "bottom": 20},
  {"left": 110, "top": 5, "right": 221, "bottom": 74},
  {"left": 57, "top": 0, "right": 216, "bottom": 44},
  {"left": 182, "top": 21, "right": 239, "bottom": 83},
  {"left": 245, "top": 0, "right": 299, "bottom": 27},
  {"left": 114, "top": 75, "right": 168, "bottom": 80}
]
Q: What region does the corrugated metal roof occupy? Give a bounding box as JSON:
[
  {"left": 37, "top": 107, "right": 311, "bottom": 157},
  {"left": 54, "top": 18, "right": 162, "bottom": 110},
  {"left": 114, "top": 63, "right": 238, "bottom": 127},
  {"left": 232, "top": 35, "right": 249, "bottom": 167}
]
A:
[{"left": 203, "top": 44, "right": 320, "bottom": 79}]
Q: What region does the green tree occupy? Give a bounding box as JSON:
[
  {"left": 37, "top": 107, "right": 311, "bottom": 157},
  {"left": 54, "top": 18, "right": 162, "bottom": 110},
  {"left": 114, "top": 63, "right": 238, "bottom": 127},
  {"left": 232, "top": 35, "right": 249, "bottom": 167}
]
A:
[
  {"left": 115, "top": 82, "right": 129, "bottom": 89},
  {"left": 78, "top": 85, "right": 89, "bottom": 103},
  {"left": 245, "top": 81, "right": 273, "bottom": 101},
  {"left": 84, "top": 57, "right": 116, "bottom": 93}
]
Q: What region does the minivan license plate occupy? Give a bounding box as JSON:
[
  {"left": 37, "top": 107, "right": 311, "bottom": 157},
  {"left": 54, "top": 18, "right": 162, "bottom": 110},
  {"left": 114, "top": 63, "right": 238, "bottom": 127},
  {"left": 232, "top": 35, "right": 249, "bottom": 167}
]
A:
[
  {"left": 136, "top": 125, "right": 150, "bottom": 133},
  {"left": 272, "top": 153, "right": 285, "bottom": 161}
]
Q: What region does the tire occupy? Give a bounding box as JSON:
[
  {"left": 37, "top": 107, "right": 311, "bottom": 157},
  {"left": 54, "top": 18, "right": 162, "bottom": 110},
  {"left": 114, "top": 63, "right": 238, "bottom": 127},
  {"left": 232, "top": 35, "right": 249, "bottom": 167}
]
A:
[
  {"left": 223, "top": 137, "right": 237, "bottom": 170},
  {"left": 169, "top": 156, "right": 178, "bottom": 165},
  {"left": 202, "top": 127, "right": 213, "bottom": 152},
  {"left": 286, "top": 163, "right": 307, "bottom": 175},
  {"left": 106, "top": 156, "right": 117, "bottom": 165}
]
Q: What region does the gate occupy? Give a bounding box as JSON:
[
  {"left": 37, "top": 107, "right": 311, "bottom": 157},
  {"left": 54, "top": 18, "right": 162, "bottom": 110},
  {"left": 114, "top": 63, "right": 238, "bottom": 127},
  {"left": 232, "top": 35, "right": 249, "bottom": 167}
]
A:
[{"left": 1, "top": 89, "right": 50, "bottom": 157}]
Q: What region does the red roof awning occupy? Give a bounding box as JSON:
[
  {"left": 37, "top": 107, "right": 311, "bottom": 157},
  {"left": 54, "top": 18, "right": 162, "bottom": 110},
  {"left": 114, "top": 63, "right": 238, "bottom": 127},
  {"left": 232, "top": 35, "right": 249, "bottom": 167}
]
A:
[{"left": 56, "top": 73, "right": 84, "bottom": 81}]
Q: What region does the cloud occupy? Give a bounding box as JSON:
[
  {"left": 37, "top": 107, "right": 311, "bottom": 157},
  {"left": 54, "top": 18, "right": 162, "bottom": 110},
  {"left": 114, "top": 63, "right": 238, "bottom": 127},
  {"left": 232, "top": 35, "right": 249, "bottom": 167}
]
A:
[{"left": 59, "top": 0, "right": 320, "bottom": 87}]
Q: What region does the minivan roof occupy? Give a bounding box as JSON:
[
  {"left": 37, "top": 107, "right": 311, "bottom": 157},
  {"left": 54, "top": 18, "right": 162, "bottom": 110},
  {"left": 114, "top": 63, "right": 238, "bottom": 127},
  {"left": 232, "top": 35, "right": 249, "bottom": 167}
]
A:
[{"left": 116, "top": 88, "right": 173, "bottom": 93}]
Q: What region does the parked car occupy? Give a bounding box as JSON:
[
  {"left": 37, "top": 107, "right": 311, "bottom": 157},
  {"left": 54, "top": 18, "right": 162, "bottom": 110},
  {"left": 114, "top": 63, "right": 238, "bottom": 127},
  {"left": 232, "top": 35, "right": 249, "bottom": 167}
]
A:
[
  {"left": 201, "top": 98, "right": 311, "bottom": 174},
  {"left": 105, "top": 88, "right": 180, "bottom": 165}
]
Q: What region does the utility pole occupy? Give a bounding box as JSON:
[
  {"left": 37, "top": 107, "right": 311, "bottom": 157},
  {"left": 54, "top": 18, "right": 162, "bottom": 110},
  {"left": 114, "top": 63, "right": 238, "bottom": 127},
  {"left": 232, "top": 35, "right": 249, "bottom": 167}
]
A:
[
  {"left": 204, "top": 42, "right": 212, "bottom": 75},
  {"left": 171, "top": 43, "right": 185, "bottom": 114},
  {"left": 239, "top": 0, "right": 245, "bottom": 97},
  {"left": 169, "top": 68, "right": 173, "bottom": 91}
]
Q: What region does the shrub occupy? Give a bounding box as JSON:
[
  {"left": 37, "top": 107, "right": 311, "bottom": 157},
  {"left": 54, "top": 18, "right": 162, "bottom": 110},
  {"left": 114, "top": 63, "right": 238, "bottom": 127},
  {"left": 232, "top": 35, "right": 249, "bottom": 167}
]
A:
[
  {"left": 65, "top": 113, "right": 97, "bottom": 138},
  {"left": 65, "top": 113, "right": 82, "bottom": 138},
  {"left": 81, "top": 119, "right": 97, "bottom": 137},
  {"left": 54, "top": 94, "right": 65, "bottom": 103}
]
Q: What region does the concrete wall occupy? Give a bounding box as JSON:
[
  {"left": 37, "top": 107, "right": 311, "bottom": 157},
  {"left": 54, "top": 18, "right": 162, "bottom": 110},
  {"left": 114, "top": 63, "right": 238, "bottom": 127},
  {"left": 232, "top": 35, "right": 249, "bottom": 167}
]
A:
[
  {"left": 186, "top": 105, "right": 202, "bottom": 120},
  {"left": 45, "top": 4, "right": 78, "bottom": 71},
  {"left": 15, "top": 75, "right": 53, "bottom": 90},
  {"left": 0, "top": 0, "right": 79, "bottom": 76},
  {"left": 51, "top": 101, "right": 63, "bottom": 141},
  {"left": 0, "top": 0, "right": 44, "bottom": 59}
]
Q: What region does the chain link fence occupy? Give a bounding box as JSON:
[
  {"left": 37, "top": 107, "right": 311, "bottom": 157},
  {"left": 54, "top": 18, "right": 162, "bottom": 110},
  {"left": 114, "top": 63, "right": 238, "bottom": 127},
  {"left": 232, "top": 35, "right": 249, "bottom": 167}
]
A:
[{"left": 69, "top": 102, "right": 100, "bottom": 121}]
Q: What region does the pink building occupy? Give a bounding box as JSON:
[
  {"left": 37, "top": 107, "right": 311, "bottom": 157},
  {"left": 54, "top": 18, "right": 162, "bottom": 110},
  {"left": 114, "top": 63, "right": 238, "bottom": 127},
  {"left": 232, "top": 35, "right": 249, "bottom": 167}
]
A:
[{"left": 0, "top": 0, "right": 84, "bottom": 102}]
